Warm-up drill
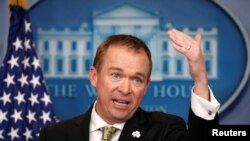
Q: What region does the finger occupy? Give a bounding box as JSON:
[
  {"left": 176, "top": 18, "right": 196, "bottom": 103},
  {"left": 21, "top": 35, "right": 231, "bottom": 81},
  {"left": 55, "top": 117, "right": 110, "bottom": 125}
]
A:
[
  {"left": 167, "top": 30, "right": 185, "bottom": 47},
  {"left": 172, "top": 44, "right": 191, "bottom": 55},
  {"left": 170, "top": 29, "right": 196, "bottom": 45},
  {"left": 168, "top": 35, "right": 192, "bottom": 51},
  {"left": 193, "top": 34, "right": 202, "bottom": 51},
  {"left": 194, "top": 34, "right": 201, "bottom": 42},
  {"left": 168, "top": 29, "right": 200, "bottom": 51}
]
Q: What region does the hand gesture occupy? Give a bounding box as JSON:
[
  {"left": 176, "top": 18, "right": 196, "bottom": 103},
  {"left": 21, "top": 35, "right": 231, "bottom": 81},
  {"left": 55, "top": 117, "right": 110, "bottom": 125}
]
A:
[{"left": 167, "top": 29, "right": 210, "bottom": 100}]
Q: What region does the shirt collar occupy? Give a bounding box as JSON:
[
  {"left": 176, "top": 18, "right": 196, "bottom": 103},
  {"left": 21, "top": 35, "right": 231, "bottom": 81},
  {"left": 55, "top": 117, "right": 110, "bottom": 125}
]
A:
[{"left": 90, "top": 101, "right": 125, "bottom": 132}]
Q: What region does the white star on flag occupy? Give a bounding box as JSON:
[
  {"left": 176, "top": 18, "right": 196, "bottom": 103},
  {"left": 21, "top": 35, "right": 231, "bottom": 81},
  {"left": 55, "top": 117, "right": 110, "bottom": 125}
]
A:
[
  {"left": 3, "top": 73, "right": 15, "bottom": 87},
  {"left": 0, "top": 92, "right": 11, "bottom": 106},
  {"left": 0, "top": 110, "right": 8, "bottom": 123},
  {"left": 41, "top": 92, "right": 52, "bottom": 106},
  {"left": 18, "top": 73, "right": 29, "bottom": 87},
  {"left": 29, "top": 93, "right": 39, "bottom": 106},
  {"left": 14, "top": 91, "right": 26, "bottom": 105},
  {"left": 23, "top": 127, "right": 33, "bottom": 140},
  {"left": 32, "top": 57, "right": 40, "bottom": 70},
  {"left": 40, "top": 111, "right": 52, "bottom": 124},
  {"left": 0, "top": 130, "right": 4, "bottom": 139},
  {"left": 22, "top": 57, "right": 30, "bottom": 69},
  {"left": 7, "top": 55, "right": 19, "bottom": 69},
  {"left": 24, "top": 38, "right": 32, "bottom": 50},
  {"left": 30, "top": 75, "right": 41, "bottom": 88},
  {"left": 10, "top": 109, "right": 23, "bottom": 123},
  {"left": 12, "top": 37, "right": 23, "bottom": 51},
  {"left": 26, "top": 110, "right": 37, "bottom": 123},
  {"left": 24, "top": 20, "right": 31, "bottom": 33},
  {"left": 8, "top": 127, "right": 19, "bottom": 140}
]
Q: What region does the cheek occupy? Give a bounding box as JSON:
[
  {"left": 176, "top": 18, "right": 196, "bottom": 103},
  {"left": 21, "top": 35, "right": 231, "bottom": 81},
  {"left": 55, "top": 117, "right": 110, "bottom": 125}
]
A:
[
  {"left": 97, "top": 78, "right": 117, "bottom": 96},
  {"left": 135, "top": 83, "right": 149, "bottom": 97},
  {"left": 133, "top": 89, "right": 146, "bottom": 103}
]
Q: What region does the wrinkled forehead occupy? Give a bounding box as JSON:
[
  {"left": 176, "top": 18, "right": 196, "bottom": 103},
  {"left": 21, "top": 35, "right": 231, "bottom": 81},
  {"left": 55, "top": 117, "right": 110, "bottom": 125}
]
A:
[
  {"left": 107, "top": 44, "right": 147, "bottom": 55},
  {"left": 104, "top": 45, "right": 150, "bottom": 70}
]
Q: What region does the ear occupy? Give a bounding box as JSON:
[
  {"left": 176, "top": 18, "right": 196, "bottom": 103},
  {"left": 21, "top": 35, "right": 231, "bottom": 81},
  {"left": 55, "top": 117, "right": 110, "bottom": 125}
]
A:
[
  {"left": 89, "top": 66, "right": 98, "bottom": 87},
  {"left": 144, "top": 79, "right": 151, "bottom": 96}
]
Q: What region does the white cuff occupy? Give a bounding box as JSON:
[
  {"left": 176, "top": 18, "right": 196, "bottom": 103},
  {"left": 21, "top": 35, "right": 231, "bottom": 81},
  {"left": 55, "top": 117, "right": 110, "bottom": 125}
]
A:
[{"left": 191, "top": 86, "right": 220, "bottom": 120}]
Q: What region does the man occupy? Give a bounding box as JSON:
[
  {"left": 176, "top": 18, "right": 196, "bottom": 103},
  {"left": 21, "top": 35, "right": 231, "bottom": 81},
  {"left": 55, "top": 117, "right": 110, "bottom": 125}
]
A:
[{"left": 39, "top": 29, "right": 220, "bottom": 141}]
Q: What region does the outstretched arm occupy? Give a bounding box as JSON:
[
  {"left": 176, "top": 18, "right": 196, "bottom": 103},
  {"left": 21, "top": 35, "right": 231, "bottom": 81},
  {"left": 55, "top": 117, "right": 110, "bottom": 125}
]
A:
[
  {"left": 167, "top": 29, "right": 220, "bottom": 141},
  {"left": 167, "top": 29, "right": 209, "bottom": 101}
]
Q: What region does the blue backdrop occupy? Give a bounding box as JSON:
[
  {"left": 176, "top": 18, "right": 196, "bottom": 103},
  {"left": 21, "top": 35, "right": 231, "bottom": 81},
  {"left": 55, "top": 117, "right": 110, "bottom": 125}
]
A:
[{"left": 1, "top": 0, "right": 250, "bottom": 124}]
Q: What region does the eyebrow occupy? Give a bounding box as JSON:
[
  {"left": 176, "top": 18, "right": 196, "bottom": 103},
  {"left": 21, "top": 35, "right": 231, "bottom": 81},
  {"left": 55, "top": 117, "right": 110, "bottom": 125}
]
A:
[{"left": 108, "top": 67, "right": 122, "bottom": 72}]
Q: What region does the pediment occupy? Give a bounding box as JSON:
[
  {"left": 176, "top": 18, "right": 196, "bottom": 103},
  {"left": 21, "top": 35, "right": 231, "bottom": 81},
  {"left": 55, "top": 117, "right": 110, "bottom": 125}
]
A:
[{"left": 93, "top": 3, "right": 159, "bottom": 19}]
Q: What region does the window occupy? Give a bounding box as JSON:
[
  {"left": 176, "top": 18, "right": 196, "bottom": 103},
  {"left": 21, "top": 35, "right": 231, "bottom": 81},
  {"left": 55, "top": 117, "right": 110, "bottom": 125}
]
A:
[
  {"left": 86, "top": 41, "right": 91, "bottom": 51},
  {"left": 71, "top": 41, "right": 77, "bottom": 51},
  {"left": 204, "top": 41, "right": 211, "bottom": 52},
  {"left": 56, "top": 57, "right": 64, "bottom": 74},
  {"left": 57, "top": 41, "right": 63, "bottom": 52},
  {"left": 42, "top": 57, "right": 49, "bottom": 74},
  {"left": 162, "top": 56, "right": 169, "bottom": 75},
  {"left": 70, "top": 57, "right": 78, "bottom": 74},
  {"left": 162, "top": 41, "right": 168, "bottom": 51},
  {"left": 43, "top": 41, "right": 49, "bottom": 52},
  {"left": 175, "top": 58, "right": 183, "bottom": 75},
  {"left": 84, "top": 58, "right": 91, "bottom": 73},
  {"left": 205, "top": 58, "right": 212, "bottom": 75}
]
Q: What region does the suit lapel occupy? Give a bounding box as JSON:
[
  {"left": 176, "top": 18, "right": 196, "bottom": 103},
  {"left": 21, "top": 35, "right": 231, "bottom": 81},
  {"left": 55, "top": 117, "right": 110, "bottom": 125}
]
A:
[
  {"left": 118, "top": 108, "right": 148, "bottom": 141},
  {"left": 72, "top": 106, "right": 149, "bottom": 141},
  {"left": 74, "top": 105, "right": 93, "bottom": 141}
]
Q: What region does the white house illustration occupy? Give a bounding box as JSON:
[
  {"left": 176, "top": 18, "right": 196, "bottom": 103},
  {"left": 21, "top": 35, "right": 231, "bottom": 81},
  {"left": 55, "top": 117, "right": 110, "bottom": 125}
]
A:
[{"left": 37, "top": 3, "right": 217, "bottom": 81}]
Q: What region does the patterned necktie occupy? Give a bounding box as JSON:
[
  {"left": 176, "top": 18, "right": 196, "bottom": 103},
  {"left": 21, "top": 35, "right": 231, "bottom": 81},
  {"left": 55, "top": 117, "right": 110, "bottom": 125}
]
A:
[{"left": 99, "top": 126, "right": 118, "bottom": 141}]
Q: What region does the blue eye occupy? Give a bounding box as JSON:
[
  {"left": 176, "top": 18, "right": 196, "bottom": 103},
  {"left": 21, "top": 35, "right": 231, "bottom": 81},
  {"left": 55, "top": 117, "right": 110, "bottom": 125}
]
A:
[
  {"left": 111, "top": 73, "right": 120, "bottom": 81},
  {"left": 133, "top": 77, "right": 142, "bottom": 86}
]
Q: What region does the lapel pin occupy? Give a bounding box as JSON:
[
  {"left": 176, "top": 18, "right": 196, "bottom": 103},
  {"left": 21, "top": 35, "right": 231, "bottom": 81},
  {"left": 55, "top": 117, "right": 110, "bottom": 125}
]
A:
[{"left": 132, "top": 130, "right": 141, "bottom": 138}]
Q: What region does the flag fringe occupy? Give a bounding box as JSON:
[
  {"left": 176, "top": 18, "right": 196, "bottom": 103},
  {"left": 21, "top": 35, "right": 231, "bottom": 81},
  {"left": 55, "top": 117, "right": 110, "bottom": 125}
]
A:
[{"left": 9, "top": 0, "right": 27, "bottom": 9}]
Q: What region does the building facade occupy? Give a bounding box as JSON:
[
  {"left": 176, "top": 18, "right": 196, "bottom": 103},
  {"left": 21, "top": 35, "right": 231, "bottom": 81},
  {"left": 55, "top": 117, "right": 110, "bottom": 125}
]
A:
[{"left": 37, "top": 3, "right": 217, "bottom": 81}]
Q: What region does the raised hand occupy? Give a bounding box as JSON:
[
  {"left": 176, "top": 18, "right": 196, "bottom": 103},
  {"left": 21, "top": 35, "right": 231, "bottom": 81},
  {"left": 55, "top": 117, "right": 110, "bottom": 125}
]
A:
[{"left": 167, "top": 29, "right": 210, "bottom": 100}]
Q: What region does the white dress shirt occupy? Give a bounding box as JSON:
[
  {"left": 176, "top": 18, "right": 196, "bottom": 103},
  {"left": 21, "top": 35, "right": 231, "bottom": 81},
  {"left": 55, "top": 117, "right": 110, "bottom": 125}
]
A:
[
  {"left": 191, "top": 86, "right": 220, "bottom": 120},
  {"left": 89, "top": 87, "right": 220, "bottom": 141},
  {"left": 89, "top": 102, "right": 125, "bottom": 141}
]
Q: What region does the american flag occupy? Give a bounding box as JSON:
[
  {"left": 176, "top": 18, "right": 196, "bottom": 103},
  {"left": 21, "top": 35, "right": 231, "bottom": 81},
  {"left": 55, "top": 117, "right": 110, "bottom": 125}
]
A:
[{"left": 0, "top": 2, "right": 56, "bottom": 141}]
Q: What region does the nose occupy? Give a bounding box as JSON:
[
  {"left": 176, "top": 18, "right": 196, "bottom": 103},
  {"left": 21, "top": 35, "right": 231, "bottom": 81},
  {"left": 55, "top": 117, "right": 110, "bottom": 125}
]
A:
[{"left": 118, "top": 78, "right": 132, "bottom": 95}]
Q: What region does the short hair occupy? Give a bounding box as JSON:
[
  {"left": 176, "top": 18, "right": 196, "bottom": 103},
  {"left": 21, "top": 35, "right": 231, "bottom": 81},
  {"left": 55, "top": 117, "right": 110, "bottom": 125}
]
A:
[{"left": 93, "top": 34, "right": 152, "bottom": 79}]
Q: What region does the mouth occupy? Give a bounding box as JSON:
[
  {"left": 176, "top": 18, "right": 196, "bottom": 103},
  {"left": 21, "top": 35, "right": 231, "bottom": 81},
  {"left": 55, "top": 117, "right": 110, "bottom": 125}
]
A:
[{"left": 112, "top": 99, "right": 130, "bottom": 107}]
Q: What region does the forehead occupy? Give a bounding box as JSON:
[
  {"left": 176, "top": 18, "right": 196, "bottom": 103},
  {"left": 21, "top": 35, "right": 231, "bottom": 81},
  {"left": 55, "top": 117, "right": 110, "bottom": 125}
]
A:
[
  {"left": 102, "top": 45, "right": 150, "bottom": 72},
  {"left": 105, "top": 45, "right": 147, "bottom": 59}
]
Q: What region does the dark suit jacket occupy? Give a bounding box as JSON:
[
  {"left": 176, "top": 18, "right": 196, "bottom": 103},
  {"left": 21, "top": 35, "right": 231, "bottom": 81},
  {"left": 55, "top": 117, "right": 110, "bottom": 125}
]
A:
[{"left": 39, "top": 106, "right": 218, "bottom": 141}]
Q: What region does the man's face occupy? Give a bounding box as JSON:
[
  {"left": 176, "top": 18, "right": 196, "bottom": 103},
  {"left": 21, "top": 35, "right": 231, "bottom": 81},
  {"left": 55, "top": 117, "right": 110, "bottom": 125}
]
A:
[{"left": 89, "top": 45, "right": 150, "bottom": 124}]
